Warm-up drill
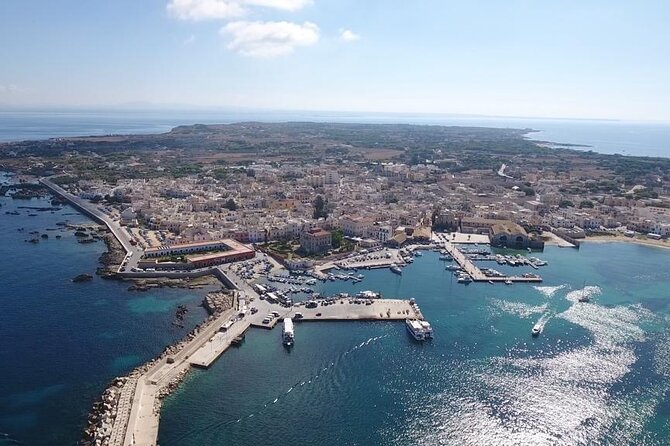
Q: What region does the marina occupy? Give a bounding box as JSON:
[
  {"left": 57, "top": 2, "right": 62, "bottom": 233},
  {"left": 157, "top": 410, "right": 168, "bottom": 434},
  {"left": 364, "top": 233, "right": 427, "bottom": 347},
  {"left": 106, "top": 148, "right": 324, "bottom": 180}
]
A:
[{"left": 438, "top": 237, "right": 543, "bottom": 284}]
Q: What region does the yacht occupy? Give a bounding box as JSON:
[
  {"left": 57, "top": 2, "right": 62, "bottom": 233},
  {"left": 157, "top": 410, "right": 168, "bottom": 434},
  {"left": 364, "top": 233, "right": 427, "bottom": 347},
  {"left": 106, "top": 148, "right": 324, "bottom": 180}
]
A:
[
  {"left": 439, "top": 254, "right": 453, "bottom": 261},
  {"left": 282, "top": 318, "right": 295, "bottom": 346},
  {"left": 406, "top": 319, "right": 433, "bottom": 341},
  {"left": 457, "top": 274, "right": 472, "bottom": 284},
  {"left": 445, "top": 264, "right": 461, "bottom": 271},
  {"left": 532, "top": 323, "right": 541, "bottom": 337},
  {"left": 390, "top": 264, "right": 403, "bottom": 275}
]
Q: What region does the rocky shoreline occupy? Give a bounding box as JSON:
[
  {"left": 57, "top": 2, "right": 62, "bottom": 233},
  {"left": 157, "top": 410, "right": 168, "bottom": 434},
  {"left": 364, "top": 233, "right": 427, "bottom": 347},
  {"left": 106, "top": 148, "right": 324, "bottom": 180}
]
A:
[
  {"left": 81, "top": 309, "right": 220, "bottom": 445},
  {"left": 81, "top": 290, "right": 238, "bottom": 445},
  {"left": 96, "top": 233, "right": 125, "bottom": 279}
]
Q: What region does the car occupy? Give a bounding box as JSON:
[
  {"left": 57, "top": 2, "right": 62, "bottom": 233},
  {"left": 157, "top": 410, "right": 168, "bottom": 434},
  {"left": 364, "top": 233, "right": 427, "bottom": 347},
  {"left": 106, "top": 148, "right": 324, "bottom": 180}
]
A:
[
  {"left": 262, "top": 318, "right": 270, "bottom": 324},
  {"left": 250, "top": 307, "right": 258, "bottom": 314},
  {"left": 271, "top": 311, "right": 280, "bottom": 317}
]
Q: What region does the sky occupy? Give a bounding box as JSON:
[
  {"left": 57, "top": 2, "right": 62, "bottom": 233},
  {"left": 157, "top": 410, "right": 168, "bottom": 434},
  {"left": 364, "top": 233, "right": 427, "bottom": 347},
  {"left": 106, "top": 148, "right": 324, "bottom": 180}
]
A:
[{"left": 1, "top": 0, "right": 670, "bottom": 121}]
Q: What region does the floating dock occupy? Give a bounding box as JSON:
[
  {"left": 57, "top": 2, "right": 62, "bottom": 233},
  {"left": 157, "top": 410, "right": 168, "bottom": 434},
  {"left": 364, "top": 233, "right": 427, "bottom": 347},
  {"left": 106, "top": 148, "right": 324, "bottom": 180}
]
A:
[{"left": 442, "top": 241, "right": 542, "bottom": 283}]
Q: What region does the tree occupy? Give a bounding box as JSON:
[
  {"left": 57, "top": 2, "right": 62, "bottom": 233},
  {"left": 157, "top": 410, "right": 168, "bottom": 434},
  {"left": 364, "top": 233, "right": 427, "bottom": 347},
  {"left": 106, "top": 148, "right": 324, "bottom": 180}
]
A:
[
  {"left": 332, "top": 229, "right": 344, "bottom": 248},
  {"left": 579, "top": 200, "right": 594, "bottom": 209},
  {"left": 224, "top": 198, "right": 237, "bottom": 211},
  {"left": 559, "top": 200, "right": 574, "bottom": 208},
  {"left": 313, "top": 195, "right": 328, "bottom": 219}
]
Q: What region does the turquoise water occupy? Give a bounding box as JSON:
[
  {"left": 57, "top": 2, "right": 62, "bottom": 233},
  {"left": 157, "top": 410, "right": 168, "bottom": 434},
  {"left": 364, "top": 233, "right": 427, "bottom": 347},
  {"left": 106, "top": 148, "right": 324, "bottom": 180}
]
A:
[
  {"left": 159, "top": 246, "right": 670, "bottom": 445},
  {"left": 0, "top": 191, "right": 212, "bottom": 445}
]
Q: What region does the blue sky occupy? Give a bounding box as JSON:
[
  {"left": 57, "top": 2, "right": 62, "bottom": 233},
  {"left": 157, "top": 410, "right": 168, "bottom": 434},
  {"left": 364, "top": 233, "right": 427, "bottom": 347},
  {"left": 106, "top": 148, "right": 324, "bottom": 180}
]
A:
[{"left": 1, "top": 0, "right": 670, "bottom": 120}]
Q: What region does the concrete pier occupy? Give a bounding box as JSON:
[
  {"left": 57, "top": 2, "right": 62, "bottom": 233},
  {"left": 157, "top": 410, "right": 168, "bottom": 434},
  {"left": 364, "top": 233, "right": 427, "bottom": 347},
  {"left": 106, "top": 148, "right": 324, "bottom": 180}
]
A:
[
  {"left": 297, "top": 298, "right": 419, "bottom": 321},
  {"left": 442, "top": 241, "right": 542, "bottom": 283}
]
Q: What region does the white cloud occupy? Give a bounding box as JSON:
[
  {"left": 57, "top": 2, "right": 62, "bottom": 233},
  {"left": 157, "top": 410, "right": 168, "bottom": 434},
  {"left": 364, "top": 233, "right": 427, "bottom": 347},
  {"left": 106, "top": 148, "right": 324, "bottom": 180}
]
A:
[
  {"left": 167, "top": 0, "right": 311, "bottom": 21},
  {"left": 221, "top": 21, "right": 319, "bottom": 58},
  {"left": 182, "top": 34, "right": 196, "bottom": 45},
  {"left": 244, "top": 0, "right": 312, "bottom": 11},
  {"left": 167, "top": 0, "right": 246, "bottom": 21},
  {"left": 339, "top": 29, "right": 360, "bottom": 42}
]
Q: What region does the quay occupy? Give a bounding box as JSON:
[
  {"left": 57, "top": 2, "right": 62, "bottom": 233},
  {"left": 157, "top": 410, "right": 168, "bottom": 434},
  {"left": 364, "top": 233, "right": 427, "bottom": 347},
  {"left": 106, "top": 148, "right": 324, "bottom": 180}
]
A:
[
  {"left": 442, "top": 241, "right": 542, "bottom": 283},
  {"left": 104, "top": 264, "right": 424, "bottom": 446}
]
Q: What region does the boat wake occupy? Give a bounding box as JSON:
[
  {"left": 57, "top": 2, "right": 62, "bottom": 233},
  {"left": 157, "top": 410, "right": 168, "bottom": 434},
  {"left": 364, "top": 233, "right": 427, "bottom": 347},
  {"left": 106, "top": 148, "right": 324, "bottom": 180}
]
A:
[
  {"left": 565, "top": 285, "right": 601, "bottom": 304},
  {"left": 533, "top": 313, "right": 552, "bottom": 334},
  {"left": 395, "top": 290, "right": 664, "bottom": 446},
  {"left": 174, "top": 335, "right": 389, "bottom": 442},
  {"left": 490, "top": 298, "right": 548, "bottom": 318},
  {"left": 533, "top": 284, "right": 567, "bottom": 298}
]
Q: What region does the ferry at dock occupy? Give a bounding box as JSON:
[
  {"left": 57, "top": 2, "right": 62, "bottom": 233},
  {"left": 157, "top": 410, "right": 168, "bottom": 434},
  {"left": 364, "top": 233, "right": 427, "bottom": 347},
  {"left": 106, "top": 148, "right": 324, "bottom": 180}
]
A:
[
  {"left": 282, "top": 318, "right": 295, "bottom": 346},
  {"left": 406, "top": 319, "right": 433, "bottom": 341},
  {"left": 390, "top": 264, "right": 403, "bottom": 275}
]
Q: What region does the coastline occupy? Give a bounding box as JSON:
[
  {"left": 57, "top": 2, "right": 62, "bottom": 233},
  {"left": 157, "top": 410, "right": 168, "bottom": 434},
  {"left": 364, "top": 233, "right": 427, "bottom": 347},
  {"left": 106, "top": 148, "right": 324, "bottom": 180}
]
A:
[{"left": 583, "top": 235, "right": 670, "bottom": 251}]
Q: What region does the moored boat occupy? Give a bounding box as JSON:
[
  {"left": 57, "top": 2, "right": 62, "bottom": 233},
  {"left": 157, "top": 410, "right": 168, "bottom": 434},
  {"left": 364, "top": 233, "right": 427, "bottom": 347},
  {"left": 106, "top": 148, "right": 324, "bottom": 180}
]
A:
[{"left": 282, "top": 318, "right": 295, "bottom": 346}]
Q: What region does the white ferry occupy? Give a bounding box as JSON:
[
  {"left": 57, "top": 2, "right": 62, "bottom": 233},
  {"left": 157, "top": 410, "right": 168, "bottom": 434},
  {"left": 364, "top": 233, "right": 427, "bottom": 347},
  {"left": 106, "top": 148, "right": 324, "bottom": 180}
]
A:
[
  {"left": 406, "top": 319, "right": 433, "bottom": 341},
  {"left": 390, "top": 264, "right": 403, "bottom": 275},
  {"left": 282, "top": 318, "right": 295, "bottom": 346}
]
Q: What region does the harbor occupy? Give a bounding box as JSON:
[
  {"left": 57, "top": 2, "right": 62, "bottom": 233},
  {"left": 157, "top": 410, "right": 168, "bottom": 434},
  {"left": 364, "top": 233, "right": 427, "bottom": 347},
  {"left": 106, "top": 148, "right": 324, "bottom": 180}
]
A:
[
  {"left": 438, "top": 238, "right": 543, "bottom": 284},
  {"left": 97, "top": 262, "right": 427, "bottom": 446}
]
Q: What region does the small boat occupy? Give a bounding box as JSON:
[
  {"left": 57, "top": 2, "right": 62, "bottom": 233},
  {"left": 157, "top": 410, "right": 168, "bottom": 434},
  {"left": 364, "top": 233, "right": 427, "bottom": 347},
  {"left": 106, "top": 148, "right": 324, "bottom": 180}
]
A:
[
  {"left": 578, "top": 280, "right": 590, "bottom": 302},
  {"left": 406, "top": 319, "right": 433, "bottom": 341},
  {"left": 532, "top": 323, "right": 541, "bottom": 337},
  {"left": 505, "top": 279, "right": 513, "bottom": 285},
  {"left": 439, "top": 255, "right": 453, "bottom": 261},
  {"left": 445, "top": 265, "right": 461, "bottom": 271},
  {"left": 414, "top": 251, "right": 423, "bottom": 257},
  {"left": 457, "top": 275, "right": 472, "bottom": 284},
  {"left": 390, "top": 264, "right": 402, "bottom": 275}
]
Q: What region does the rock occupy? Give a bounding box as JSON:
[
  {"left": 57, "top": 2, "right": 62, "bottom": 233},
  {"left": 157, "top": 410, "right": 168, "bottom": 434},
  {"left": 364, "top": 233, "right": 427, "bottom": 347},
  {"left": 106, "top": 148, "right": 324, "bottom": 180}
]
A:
[{"left": 72, "top": 274, "right": 93, "bottom": 283}]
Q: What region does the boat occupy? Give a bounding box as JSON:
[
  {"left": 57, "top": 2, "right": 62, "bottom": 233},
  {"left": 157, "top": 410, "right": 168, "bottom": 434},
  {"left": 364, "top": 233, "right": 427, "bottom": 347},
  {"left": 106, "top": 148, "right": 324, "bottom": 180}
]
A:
[
  {"left": 439, "top": 254, "right": 453, "bottom": 261},
  {"left": 578, "top": 280, "right": 590, "bottom": 302},
  {"left": 282, "top": 318, "right": 295, "bottom": 346},
  {"left": 457, "top": 274, "right": 472, "bottom": 284},
  {"left": 390, "top": 264, "right": 402, "bottom": 275},
  {"left": 578, "top": 289, "right": 590, "bottom": 302},
  {"left": 531, "top": 323, "right": 541, "bottom": 337},
  {"left": 414, "top": 251, "right": 423, "bottom": 257},
  {"left": 445, "top": 265, "right": 461, "bottom": 271},
  {"left": 405, "top": 319, "right": 433, "bottom": 341},
  {"left": 231, "top": 333, "right": 245, "bottom": 346},
  {"left": 505, "top": 279, "right": 513, "bottom": 285}
]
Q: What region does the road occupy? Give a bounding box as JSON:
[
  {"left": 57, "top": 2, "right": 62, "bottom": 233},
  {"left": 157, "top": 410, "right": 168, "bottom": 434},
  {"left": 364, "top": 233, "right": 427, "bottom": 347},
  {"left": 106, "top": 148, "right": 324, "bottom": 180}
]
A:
[{"left": 40, "top": 178, "right": 143, "bottom": 271}]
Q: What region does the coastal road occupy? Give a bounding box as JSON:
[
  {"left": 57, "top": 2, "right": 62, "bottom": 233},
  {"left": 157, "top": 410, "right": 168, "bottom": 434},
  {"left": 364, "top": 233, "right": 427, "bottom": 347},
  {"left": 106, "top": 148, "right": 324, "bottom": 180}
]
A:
[{"left": 40, "top": 178, "right": 143, "bottom": 270}]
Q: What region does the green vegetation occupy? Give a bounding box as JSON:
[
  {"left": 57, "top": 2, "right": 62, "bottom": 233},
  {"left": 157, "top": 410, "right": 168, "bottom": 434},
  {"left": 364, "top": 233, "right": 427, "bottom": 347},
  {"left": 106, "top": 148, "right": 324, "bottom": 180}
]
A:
[
  {"left": 313, "top": 195, "right": 328, "bottom": 219},
  {"left": 331, "top": 228, "right": 344, "bottom": 248},
  {"left": 224, "top": 198, "right": 238, "bottom": 211}
]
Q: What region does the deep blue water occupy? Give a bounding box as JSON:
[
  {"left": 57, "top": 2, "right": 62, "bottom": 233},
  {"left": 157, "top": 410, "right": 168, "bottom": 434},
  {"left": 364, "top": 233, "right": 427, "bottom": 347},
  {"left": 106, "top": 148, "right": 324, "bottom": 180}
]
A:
[
  {"left": 159, "top": 246, "right": 670, "bottom": 446},
  {"left": 0, "top": 185, "right": 212, "bottom": 445},
  {"left": 1, "top": 109, "right": 669, "bottom": 158}
]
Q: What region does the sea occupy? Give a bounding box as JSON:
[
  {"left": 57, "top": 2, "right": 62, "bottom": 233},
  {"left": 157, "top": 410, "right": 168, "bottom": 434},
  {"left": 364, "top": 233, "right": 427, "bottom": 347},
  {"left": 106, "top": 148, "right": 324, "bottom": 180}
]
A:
[
  {"left": 1, "top": 109, "right": 669, "bottom": 158},
  {"left": 1, "top": 111, "right": 670, "bottom": 445}
]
